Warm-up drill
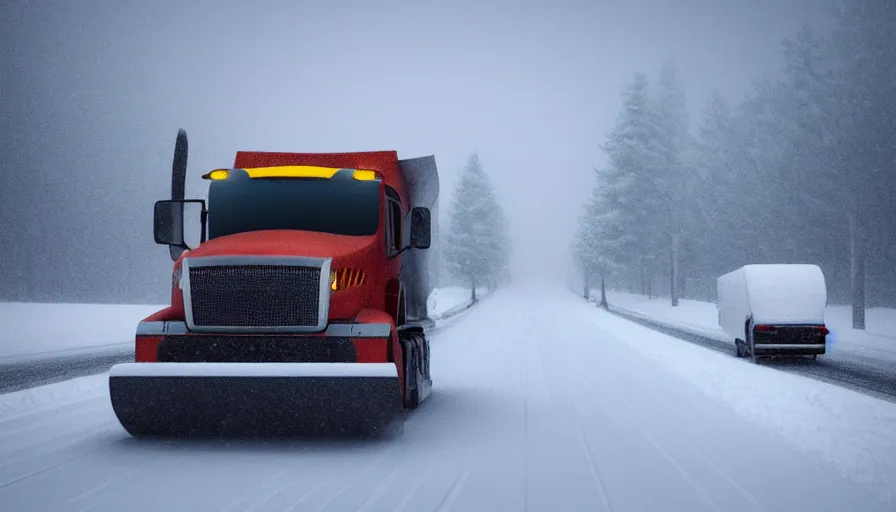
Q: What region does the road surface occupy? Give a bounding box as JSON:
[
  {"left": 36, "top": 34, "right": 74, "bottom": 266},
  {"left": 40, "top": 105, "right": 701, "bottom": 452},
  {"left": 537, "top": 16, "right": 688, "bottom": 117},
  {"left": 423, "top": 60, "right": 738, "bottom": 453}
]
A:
[{"left": 0, "top": 284, "right": 889, "bottom": 511}]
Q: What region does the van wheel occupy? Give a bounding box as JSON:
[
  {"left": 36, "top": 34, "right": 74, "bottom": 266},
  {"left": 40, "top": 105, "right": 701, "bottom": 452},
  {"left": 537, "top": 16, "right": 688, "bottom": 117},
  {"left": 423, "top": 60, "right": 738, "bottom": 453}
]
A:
[
  {"left": 735, "top": 339, "right": 744, "bottom": 358},
  {"left": 745, "top": 320, "right": 760, "bottom": 364},
  {"left": 749, "top": 341, "right": 759, "bottom": 364}
]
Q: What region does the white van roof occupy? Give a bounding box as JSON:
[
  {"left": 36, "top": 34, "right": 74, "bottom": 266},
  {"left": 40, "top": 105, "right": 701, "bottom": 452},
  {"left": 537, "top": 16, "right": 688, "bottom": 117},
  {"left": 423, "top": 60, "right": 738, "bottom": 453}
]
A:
[{"left": 743, "top": 264, "right": 827, "bottom": 325}]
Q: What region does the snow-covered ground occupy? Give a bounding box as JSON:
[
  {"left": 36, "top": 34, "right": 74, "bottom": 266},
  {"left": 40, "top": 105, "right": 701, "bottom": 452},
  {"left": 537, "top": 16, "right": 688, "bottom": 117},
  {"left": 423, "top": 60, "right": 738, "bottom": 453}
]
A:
[
  {"left": 427, "top": 286, "right": 489, "bottom": 320},
  {"left": 0, "top": 287, "right": 484, "bottom": 362},
  {"left": 600, "top": 290, "right": 896, "bottom": 362},
  {"left": 0, "top": 282, "right": 893, "bottom": 511},
  {"left": 0, "top": 303, "right": 166, "bottom": 362}
]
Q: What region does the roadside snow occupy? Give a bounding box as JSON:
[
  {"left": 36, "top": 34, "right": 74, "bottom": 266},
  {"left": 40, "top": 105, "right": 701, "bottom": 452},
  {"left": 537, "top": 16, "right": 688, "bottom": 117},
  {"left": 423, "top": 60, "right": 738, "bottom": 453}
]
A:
[
  {"left": 602, "top": 291, "right": 896, "bottom": 362},
  {"left": 0, "top": 303, "right": 166, "bottom": 361},
  {"left": 0, "top": 287, "right": 483, "bottom": 360},
  {"left": 575, "top": 298, "right": 896, "bottom": 506},
  {"left": 0, "top": 373, "right": 108, "bottom": 418},
  {"left": 428, "top": 286, "right": 487, "bottom": 319}
]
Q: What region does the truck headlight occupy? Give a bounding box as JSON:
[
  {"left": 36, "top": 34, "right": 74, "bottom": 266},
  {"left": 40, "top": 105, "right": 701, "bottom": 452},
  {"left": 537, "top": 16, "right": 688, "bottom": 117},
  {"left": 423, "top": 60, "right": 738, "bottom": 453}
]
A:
[{"left": 330, "top": 268, "right": 366, "bottom": 291}]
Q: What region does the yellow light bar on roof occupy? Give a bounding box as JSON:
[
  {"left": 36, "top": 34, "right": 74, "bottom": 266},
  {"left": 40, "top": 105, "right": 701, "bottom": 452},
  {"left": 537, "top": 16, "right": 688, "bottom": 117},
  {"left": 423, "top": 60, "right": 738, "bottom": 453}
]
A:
[
  {"left": 202, "top": 166, "right": 381, "bottom": 181},
  {"left": 352, "top": 170, "right": 377, "bottom": 181}
]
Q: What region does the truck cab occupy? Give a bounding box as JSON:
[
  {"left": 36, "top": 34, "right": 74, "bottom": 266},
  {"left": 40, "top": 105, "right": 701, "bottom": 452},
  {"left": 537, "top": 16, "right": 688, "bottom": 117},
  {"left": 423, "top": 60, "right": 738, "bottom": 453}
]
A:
[{"left": 108, "top": 132, "right": 439, "bottom": 438}]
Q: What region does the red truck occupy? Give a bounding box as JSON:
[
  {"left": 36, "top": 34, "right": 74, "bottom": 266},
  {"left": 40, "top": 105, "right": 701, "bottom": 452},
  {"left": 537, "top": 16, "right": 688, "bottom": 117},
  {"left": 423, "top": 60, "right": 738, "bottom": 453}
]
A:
[{"left": 108, "top": 129, "right": 439, "bottom": 437}]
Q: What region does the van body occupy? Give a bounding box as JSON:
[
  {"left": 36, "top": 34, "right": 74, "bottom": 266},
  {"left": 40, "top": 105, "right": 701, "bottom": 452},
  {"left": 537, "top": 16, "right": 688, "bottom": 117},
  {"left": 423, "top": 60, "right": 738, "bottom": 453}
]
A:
[{"left": 717, "top": 264, "right": 829, "bottom": 362}]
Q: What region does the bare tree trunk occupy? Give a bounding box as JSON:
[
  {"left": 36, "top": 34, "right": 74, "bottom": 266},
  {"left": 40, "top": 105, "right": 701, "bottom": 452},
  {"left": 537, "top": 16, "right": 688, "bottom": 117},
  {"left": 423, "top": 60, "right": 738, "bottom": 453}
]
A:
[
  {"left": 848, "top": 211, "right": 865, "bottom": 329},
  {"left": 640, "top": 259, "right": 646, "bottom": 295},
  {"left": 671, "top": 231, "right": 680, "bottom": 307},
  {"left": 583, "top": 267, "right": 590, "bottom": 300},
  {"left": 599, "top": 275, "right": 608, "bottom": 309},
  {"left": 470, "top": 275, "right": 478, "bottom": 304}
]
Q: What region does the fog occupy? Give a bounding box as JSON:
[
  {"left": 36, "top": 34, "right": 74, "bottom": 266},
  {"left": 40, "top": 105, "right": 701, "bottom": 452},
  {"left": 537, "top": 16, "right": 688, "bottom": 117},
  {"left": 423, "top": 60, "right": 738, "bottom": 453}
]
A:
[{"left": 1, "top": 0, "right": 836, "bottom": 303}]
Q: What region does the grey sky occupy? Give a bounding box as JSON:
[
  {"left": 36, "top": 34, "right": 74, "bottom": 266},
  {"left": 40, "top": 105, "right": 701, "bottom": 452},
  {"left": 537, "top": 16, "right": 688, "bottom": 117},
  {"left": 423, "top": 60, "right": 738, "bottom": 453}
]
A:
[{"left": 0, "top": 0, "right": 835, "bottom": 300}]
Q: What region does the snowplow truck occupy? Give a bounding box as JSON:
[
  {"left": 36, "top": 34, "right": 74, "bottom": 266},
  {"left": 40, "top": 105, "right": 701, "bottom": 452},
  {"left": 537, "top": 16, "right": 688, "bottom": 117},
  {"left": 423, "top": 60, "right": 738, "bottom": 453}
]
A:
[{"left": 108, "top": 129, "right": 438, "bottom": 437}]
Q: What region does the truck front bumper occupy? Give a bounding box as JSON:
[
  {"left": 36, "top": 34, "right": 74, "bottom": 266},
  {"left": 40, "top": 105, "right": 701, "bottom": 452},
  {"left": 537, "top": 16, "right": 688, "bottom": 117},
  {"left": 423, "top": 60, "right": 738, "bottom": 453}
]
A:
[
  {"left": 753, "top": 343, "right": 826, "bottom": 356},
  {"left": 133, "top": 320, "right": 394, "bottom": 364}
]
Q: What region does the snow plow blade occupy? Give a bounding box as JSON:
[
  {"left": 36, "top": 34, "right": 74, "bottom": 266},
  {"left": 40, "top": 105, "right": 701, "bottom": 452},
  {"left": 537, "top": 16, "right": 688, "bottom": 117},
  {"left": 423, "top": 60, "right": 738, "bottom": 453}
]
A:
[{"left": 108, "top": 362, "right": 402, "bottom": 438}]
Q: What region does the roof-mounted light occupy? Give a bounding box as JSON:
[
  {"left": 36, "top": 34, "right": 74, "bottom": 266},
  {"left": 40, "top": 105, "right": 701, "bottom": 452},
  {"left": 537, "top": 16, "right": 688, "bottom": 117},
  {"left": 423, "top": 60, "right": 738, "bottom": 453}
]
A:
[
  {"left": 206, "top": 169, "right": 230, "bottom": 180},
  {"left": 201, "top": 166, "right": 381, "bottom": 181},
  {"left": 352, "top": 170, "right": 377, "bottom": 181}
]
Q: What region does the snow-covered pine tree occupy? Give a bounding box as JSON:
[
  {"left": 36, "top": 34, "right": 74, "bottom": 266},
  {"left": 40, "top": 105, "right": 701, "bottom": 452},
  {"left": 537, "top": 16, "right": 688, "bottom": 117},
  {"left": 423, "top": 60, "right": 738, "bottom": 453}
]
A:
[
  {"left": 444, "top": 152, "right": 509, "bottom": 301},
  {"left": 598, "top": 71, "right": 663, "bottom": 294},
  {"left": 649, "top": 60, "right": 690, "bottom": 306},
  {"left": 572, "top": 167, "right": 626, "bottom": 305}
]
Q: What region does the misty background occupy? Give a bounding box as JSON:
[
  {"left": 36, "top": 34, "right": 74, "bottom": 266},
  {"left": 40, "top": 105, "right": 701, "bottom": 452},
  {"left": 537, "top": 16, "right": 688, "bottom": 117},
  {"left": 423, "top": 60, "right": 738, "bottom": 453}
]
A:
[{"left": 1, "top": 0, "right": 843, "bottom": 304}]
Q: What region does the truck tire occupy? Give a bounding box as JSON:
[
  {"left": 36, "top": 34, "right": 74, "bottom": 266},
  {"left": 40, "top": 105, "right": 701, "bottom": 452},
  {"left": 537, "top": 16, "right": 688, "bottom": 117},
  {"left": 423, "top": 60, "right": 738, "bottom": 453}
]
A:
[{"left": 401, "top": 333, "right": 421, "bottom": 409}]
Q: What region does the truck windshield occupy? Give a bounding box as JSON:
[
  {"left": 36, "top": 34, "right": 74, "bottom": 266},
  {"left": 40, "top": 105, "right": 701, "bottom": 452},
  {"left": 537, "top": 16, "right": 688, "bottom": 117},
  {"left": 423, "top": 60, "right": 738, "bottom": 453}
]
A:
[{"left": 207, "top": 177, "right": 381, "bottom": 239}]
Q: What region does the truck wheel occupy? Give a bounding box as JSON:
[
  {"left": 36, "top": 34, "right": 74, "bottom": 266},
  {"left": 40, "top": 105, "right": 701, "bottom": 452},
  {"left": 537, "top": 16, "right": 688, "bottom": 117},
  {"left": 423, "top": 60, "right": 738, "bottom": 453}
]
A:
[
  {"left": 735, "top": 339, "right": 744, "bottom": 358},
  {"left": 402, "top": 334, "right": 420, "bottom": 409}
]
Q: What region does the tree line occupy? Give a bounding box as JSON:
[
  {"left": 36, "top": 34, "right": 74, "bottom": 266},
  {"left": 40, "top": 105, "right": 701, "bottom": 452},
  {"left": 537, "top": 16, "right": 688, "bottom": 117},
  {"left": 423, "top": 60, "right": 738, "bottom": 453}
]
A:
[
  {"left": 573, "top": 0, "right": 896, "bottom": 329},
  {"left": 442, "top": 152, "right": 512, "bottom": 302}
]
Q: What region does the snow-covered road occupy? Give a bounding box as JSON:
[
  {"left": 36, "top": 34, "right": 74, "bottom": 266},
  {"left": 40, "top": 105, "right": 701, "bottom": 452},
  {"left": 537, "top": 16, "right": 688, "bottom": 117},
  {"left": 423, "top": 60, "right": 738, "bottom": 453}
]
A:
[{"left": 0, "top": 283, "right": 891, "bottom": 511}]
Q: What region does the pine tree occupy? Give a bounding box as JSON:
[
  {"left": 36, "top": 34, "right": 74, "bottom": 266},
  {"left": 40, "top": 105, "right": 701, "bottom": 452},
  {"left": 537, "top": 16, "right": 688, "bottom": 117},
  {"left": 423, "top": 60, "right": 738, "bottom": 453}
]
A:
[
  {"left": 599, "top": 71, "right": 663, "bottom": 294},
  {"left": 649, "top": 60, "right": 690, "bottom": 306},
  {"left": 444, "top": 153, "right": 510, "bottom": 301},
  {"left": 573, "top": 167, "right": 626, "bottom": 304}
]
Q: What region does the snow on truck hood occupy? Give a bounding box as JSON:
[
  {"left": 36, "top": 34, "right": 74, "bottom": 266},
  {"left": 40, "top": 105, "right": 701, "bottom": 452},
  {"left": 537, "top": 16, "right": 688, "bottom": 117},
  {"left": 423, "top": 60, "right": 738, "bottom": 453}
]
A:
[
  {"left": 744, "top": 264, "right": 828, "bottom": 325},
  {"left": 182, "top": 230, "right": 378, "bottom": 260}
]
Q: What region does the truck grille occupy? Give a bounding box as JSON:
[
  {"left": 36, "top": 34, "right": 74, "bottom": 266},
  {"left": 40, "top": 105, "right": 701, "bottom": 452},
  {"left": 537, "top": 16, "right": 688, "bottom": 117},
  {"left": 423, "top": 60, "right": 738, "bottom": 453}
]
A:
[{"left": 186, "top": 263, "right": 325, "bottom": 330}]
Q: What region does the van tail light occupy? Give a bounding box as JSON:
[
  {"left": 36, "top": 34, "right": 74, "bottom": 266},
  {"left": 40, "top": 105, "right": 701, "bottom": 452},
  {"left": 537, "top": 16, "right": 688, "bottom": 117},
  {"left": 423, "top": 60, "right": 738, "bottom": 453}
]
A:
[{"left": 817, "top": 326, "right": 830, "bottom": 335}]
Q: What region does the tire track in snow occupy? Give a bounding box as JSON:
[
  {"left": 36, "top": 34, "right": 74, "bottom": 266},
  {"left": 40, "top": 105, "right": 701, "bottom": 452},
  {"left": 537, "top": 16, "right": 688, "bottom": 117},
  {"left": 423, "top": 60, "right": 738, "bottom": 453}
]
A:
[
  {"left": 556, "top": 310, "right": 765, "bottom": 511},
  {"left": 353, "top": 467, "right": 400, "bottom": 512},
  {"left": 0, "top": 440, "right": 111, "bottom": 491},
  {"left": 433, "top": 467, "right": 472, "bottom": 512},
  {"left": 548, "top": 322, "right": 724, "bottom": 511},
  {"left": 220, "top": 457, "right": 338, "bottom": 512},
  {"left": 531, "top": 319, "right": 613, "bottom": 512},
  {"left": 581, "top": 348, "right": 769, "bottom": 512},
  {"left": 0, "top": 424, "right": 118, "bottom": 487},
  {"left": 300, "top": 445, "right": 401, "bottom": 512},
  {"left": 66, "top": 463, "right": 150, "bottom": 512},
  {"left": 0, "top": 403, "right": 103, "bottom": 442},
  {"left": 0, "top": 395, "right": 105, "bottom": 431},
  {"left": 66, "top": 444, "right": 204, "bottom": 512},
  {"left": 390, "top": 465, "right": 435, "bottom": 512}
]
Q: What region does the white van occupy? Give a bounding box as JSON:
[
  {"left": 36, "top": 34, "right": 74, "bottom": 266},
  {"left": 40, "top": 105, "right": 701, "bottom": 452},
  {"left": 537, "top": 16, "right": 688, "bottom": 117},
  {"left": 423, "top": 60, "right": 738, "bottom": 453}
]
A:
[{"left": 717, "top": 264, "right": 829, "bottom": 363}]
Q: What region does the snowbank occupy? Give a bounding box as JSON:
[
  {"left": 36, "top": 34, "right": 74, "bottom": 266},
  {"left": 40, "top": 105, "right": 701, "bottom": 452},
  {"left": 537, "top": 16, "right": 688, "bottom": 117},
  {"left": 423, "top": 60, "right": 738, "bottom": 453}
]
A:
[
  {"left": 0, "top": 303, "right": 166, "bottom": 361},
  {"left": 578, "top": 301, "right": 896, "bottom": 506},
  {"left": 0, "top": 287, "right": 486, "bottom": 360},
  {"left": 600, "top": 291, "right": 896, "bottom": 362},
  {"left": 427, "top": 286, "right": 488, "bottom": 319}
]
